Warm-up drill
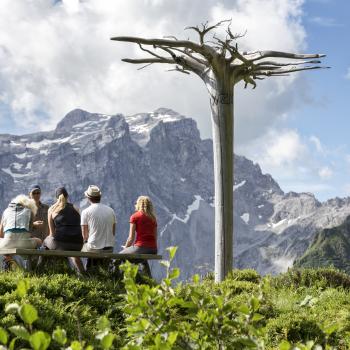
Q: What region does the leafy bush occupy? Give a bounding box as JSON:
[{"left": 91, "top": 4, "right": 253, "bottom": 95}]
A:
[
  {"left": 0, "top": 272, "right": 124, "bottom": 344},
  {"left": 271, "top": 267, "right": 350, "bottom": 289},
  {"left": 1, "top": 252, "right": 350, "bottom": 349}
]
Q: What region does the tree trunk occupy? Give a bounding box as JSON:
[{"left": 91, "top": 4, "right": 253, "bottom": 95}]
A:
[{"left": 209, "top": 74, "right": 234, "bottom": 282}]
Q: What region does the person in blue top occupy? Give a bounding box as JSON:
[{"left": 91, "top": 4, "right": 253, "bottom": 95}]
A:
[{"left": 0, "top": 194, "right": 42, "bottom": 249}]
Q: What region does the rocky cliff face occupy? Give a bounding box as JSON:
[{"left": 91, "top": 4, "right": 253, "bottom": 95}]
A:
[{"left": 1, "top": 108, "right": 350, "bottom": 279}]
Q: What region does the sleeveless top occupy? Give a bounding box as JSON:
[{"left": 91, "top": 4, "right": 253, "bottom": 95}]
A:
[
  {"left": 53, "top": 203, "right": 83, "bottom": 243},
  {"left": 2, "top": 203, "right": 32, "bottom": 233}
]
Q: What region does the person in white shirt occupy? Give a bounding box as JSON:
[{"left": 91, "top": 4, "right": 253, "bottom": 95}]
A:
[{"left": 81, "top": 185, "right": 116, "bottom": 253}]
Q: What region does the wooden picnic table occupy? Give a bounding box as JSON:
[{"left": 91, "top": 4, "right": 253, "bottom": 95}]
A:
[{"left": 0, "top": 248, "right": 162, "bottom": 277}]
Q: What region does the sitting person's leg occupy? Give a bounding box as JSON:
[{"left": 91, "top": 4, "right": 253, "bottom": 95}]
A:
[
  {"left": 119, "top": 245, "right": 157, "bottom": 254},
  {"left": 0, "top": 232, "right": 40, "bottom": 249},
  {"left": 119, "top": 246, "right": 156, "bottom": 278}
]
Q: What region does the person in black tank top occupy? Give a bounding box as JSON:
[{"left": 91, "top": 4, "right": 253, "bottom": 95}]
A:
[
  {"left": 53, "top": 203, "right": 83, "bottom": 244},
  {"left": 44, "top": 187, "right": 84, "bottom": 273}
]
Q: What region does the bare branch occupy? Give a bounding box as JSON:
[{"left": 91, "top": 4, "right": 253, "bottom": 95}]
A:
[
  {"left": 111, "top": 36, "right": 216, "bottom": 60},
  {"left": 163, "top": 35, "right": 179, "bottom": 41},
  {"left": 170, "top": 47, "right": 208, "bottom": 65},
  {"left": 242, "top": 50, "right": 326, "bottom": 61},
  {"left": 256, "top": 60, "right": 322, "bottom": 67},
  {"left": 138, "top": 43, "right": 165, "bottom": 60},
  {"left": 185, "top": 19, "right": 232, "bottom": 44},
  {"left": 137, "top": 63, "right": 154, "bottom": 70},
  {"left": 254, "top": 65, "right": 330, "bottom": 76},
  {"left": 167, "top": 65, "right": 191, "bottom": 75},
  {"left": 157, "top": 46, "right": 207, "bottom": 76},
  {"left": 121, "top": 58, "right": 174, "bottom": 65}
]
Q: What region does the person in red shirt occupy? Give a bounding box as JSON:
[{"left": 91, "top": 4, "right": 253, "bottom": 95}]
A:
[{"left": 120, "top": 196, "right": 157, "bottom": 254}]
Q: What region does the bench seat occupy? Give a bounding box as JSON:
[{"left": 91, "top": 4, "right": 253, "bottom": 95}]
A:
[{"left": 0, "top": 248, "right": 162, "bottom": 260}]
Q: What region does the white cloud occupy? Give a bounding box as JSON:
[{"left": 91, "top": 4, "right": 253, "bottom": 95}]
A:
[
  {"left": 236, "top": 128, "right": 339, "bottom": 199},
  {"left": 309, "top": 17, "right": 342, "bottom": 27},
  {"left": 310, "top": 135, "right": 325, "bottom": 154},
  {"left": 0, "top": 0, "right": 309, "bottom": 140},
  {"left": 318, "top": 166, "right": 333, "bottom": 180},
  {"left": 238, "top": 129, "right": 307, "bottom": 170}
]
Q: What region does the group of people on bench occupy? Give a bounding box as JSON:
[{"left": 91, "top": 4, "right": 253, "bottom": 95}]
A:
[{"left": 0, "top": 184, "right": 158, "bottom": 270}]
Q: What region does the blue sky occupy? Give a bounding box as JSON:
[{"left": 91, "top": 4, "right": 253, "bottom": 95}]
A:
[{"left": 0, "top": 0, "right": 349, "bottom": 201}]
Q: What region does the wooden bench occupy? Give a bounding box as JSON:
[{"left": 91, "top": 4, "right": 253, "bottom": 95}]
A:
[{"left": 0, "top": 248, "right": 162, "bottom": 277}]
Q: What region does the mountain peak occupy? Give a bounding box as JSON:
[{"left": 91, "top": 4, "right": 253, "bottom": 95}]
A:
[
  {"left": 125, "top": 108, "right": 185, "bottom": 147},
  {"left": 55, "top": 109, "right": 91, "bottom": 131},
  {"left": 152, "top": 107, "right": 184, "bottom": 118}
]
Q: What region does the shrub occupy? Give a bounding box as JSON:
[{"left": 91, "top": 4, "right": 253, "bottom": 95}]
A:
[{"left": 271, "top": 267, "right": 350, "bottom": 289}]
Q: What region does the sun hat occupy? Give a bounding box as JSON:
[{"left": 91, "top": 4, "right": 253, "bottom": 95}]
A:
[{"left": 84, "top": 185, "right": 101, "bottom": 198}]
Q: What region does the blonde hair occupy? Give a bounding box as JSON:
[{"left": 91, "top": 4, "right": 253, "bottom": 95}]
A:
[
  {"left": 135, "top": 196, "right": 156, "bottom": 221},
  {"left": 11, "top": 194, "right": 37, "bottom": 216},
  {"left": 50, "top": 194, "right": 67, "bottom": 214}
]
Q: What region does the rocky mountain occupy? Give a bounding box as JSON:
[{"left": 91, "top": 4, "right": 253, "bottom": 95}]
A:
[
  {"left": 1, "top": 108, "right": 350, "bottom": 279},
  {"left": 294, "top": 215, "right": 350, "bottom": 273}
]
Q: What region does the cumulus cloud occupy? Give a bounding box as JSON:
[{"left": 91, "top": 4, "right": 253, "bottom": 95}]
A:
[
  {"left": 310, "top": 135, "right": 324, "bottom": 154},
  {"left": 236, "top": 128, "right": 338, "bottom": 198},
  {"left": 0, "top": 0, "right": 309, "bottom": 140}
]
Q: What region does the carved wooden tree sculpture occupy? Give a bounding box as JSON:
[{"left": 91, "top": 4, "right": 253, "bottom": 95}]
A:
[{"left": 111, "top": 21, "right": 328, "bottom": 282}]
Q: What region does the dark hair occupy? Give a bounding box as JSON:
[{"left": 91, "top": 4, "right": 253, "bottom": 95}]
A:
[
  {"left": 89, "top": 196, "right": 101, "bottom": 203},
  {"left": 55, "top": 187, "right": 68, "bottom": 199}
]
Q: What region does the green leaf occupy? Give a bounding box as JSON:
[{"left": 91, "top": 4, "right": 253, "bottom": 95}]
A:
[
  {"left": 166, "top": 246, "right": 178, "bottom": 261},
  {"left": 9, "top": 337, "right": 17, "bottom": 350},
  {"left": 250, "top": 296, "right": 260, "bottom": 311},
  {"left": 167, "top": 332, "right": 178, "bottom": 345},
  {"left": 154, "top": 334, "right": 162, "bottom": 347},
  {"left": 252, "top": 313, "right": 264, "bottom": 322},
  {"left": 0, "top": 328, "right": 8, "bottom": 345},
  {"left": 160, "top": 260, "right": 170, "bottom": 268},
  {"left": 279, "top": 340, "right": 291, "bottom": 350},
  {"left": 235, "top": 337, "right": 258, "bottom": 347},
  {"left": 139, "top": 319, "right": 150, "bottom": 330},
  {"left": 29, "top": 331, "right": 51, "bottom": 350},
  {"left": 192, "top": 274, "right": 200, "bottom": 283},
  {"left": 5, "top": 303, "right": 19, "bottom": 314},
  {"left": 97, "top": 316, "right": 110, "bottom": 331},
  {"left": 169, "top": 268, "right": 180, "bottom": 280},
  {"left": 52, "top": 327, "right": 67, "bottom": 345},
  {"left": 68, "top": 340, "right": 83, "bottom": 350},
  {"left": 19, "top": 304, "right": 38, "bottom": 325},
  {"left": 100, "top": 333, "right": 115, "bottom": 349},
  {"left": 8, "top": 325, "right": 30, "bottom": 340},
  {"left": 238, "top": 304, "right": 250, "bottom": 315},
  {"left": 323, "top": 323, "right": 339, "bottom": 335},
  {"left": 16, "top": 279, "right": 30, "bottom": 298}
]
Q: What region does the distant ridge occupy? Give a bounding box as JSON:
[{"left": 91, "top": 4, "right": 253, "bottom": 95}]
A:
[{"left": 294, "top": 215, "right": 350, "bottom": 273}]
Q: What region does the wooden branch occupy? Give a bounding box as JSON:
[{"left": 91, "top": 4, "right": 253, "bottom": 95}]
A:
[
  {"left": 138, "top": 43, "right": 165, "bottom": 60},
  {"left": 121, "top": 58, "right": 174, "bottom": 64},
  {"left": 170, "top": 47, "right": 208, "bottom": 65},
  {"left": 157, "top": 46, "right": 207, "bottom": 76},
  {"left": 185, "top": 19, "right": 231, "bottom": 44},
  {"left": 242, "top": 50, "right": 326, "bottom": 61},
  {"left": 254, "top": 65, "right": 330, "bottom": 76},
  {"left": 111, "top": 36, "right": 212, "bottom": 57},
  {"left": 256, "top": 60, "right": 321, "bottom": 67},
  {"left": 167, "top": 66, "right": 191, "bottom": 75}
]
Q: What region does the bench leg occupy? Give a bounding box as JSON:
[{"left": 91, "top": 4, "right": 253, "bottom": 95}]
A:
[{"left": 140, "top": 261, "right": 152, "bottom": 278}]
